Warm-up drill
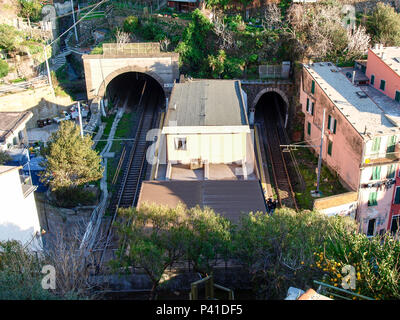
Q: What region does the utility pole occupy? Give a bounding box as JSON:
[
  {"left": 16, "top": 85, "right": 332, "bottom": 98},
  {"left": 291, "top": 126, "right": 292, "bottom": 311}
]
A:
[
  {"left": 70, "top": 0, "right": 79, "bottom": 43},
  {"left": 77, "top": 101, "right": 84, "bottom": 138},
  {"left": 43, "top": 45, "right": 54, "bottom": 96},
  {"left": 315, "top": 108, "right": 326, "bottom": 195}
]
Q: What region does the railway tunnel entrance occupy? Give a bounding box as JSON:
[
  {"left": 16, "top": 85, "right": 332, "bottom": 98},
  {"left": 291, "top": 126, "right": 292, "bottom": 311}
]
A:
[
  {"left": 254, "top": 91, "right": 299, "bottom": 210},
  {"left": 105, "top": 71, "right": 165, "bottom": 111},
  {"left": 254, "top": 91, "right": 288, "bottom": 127}
]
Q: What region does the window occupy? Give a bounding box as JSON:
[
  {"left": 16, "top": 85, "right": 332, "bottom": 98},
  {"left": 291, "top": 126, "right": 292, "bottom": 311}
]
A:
[
  {"left": 327, "top": 115, "right": 337, "bottom": 134},
  {"left": 371, "top": 74, "right": 375, "bottom": 85},
  {"left": 367, "top": 218, "right": 376, "bottom": 236},
  {"left": 371, "top": 137, "right": 381, "bottom": 154},
  {"left": 368, "top": 192, "right": 378, "bottom": 206},
  {"left": 12, "top": 137, "right": 17, "bottom": 145},
  {"left": 387, "top": 135, "right": 397, "bottom": 153},
  {"left": 396, "top": 91, "right": 400, "bottom": 103},
  {"left": 387, "top": 164, "right": 396, "bottom": 179},
  {"left": 174, "top": 137, "right": 187, "bottom": 150},
  {"left": 18, "top": 130, "right": 23, "bottom": 141},
  {"left": 371, "top": 166, "right": 381, "bottom": 180},
  {"left": 311, "top": 80, "right": 315, "bottom": 94},
  {"left": 307, "top": 122, "right": 311, "bottom": 135},
  {"left": 307, "top": 99, "right": 315, "bottom": 115},
  {"left": 380, "top": 80, "right": 386, "bottom": 91},
  {"left": 394, "top": 187, "right": 400, "bottom": 204},
  {"left": 327, "top": 140, "right": 333, "bottom": 156},
  {"left": 391, "top": 216, "right": 400, "bottom": 235}
]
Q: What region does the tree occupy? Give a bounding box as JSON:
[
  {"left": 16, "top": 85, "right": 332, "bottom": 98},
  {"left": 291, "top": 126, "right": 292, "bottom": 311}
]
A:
[
  {"left": 0, "top": 59, "right": 9, "bottom": 78},
  {"left": 40, "top": 121, "right": 103, "bottom": 197},
  {"left": 232, "top": 209, "right": 357, "bottom": 299},
  {"left": 263, "top": 3, "right": 282, "bottom": 31},
  {"left": 0, "top": 241, "right": 59, "bottom": 300},
  {"left": 367, "top": 2, "right": 400, "bottom": 46},
  {"left": 175, "top": 9, "right": 215, "bottom": 76},
  {"left": 0, "top": 150, "right": 11, "bottom": 164},
  {"left": 123, "top": 16, "right": 139, "bottom": 33},
  {"left": 115, "top": 28, "right": 130, "bottom": 48},
  {"left": 184, "top": 206, "right": 233, "bottom": 275},
  {"left": 19, "top": 0, "right": 42, "bottom": 27},
  {"left": 345, "top": 25, "right": 370, "bottom": 60},
  {"left": 0, "top": 24, "right": 23, "bottom": 53},
  {"left": 113, "top": 204, "right": 189, "bottom": 300},
  {"left": 208, "top": 49, "right": 226, "bottom": 78}
]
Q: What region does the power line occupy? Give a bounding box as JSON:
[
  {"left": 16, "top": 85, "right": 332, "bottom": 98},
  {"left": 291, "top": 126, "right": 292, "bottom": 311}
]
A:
[{"left": 47, "top": 0, "right": 109, "bottom": 48}]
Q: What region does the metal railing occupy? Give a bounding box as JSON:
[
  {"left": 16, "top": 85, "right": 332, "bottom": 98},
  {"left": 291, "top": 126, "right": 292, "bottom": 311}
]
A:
[{"left": 0, "top": 75, "right": 48, "bottom": 95}]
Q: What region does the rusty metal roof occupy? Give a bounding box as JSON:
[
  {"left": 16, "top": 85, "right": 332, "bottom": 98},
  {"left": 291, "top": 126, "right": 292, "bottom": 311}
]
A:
[{"left": 137, "top": 180, "right": 266, "bottom": 223}]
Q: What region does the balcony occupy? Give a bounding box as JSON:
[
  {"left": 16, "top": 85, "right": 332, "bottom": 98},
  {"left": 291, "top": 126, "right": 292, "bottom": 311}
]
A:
[{"left": 363, "top": 144, "right": 400, "bottom": 166}]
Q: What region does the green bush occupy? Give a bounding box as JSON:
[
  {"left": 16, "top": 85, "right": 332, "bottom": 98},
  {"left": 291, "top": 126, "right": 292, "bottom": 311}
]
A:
[
  {"left": 0, "top": 24, "right": 23, "bottom": 52},
  {"left": 140, "top": 22, "right": 165, "bottom": 41},
  {"left": 0, "top": 59, "right": 9, "bottom": 78},
  {"left": 123, "top": 15, "right": 139, "bottom": 33}
]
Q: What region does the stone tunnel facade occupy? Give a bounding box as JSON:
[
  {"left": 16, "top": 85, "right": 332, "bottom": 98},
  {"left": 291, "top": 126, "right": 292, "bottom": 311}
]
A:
[
  {"left": 82, "top": 52, "right": 180, "bottom": 101},
  {"left": 240, "top": 81, "right": 296, "bottom": 128}
]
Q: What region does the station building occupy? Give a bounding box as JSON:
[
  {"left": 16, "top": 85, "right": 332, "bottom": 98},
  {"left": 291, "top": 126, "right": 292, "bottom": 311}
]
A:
[
  {"left": 301, "top": 61, "right": 400, "bottom": 236},
  {"left": 138, "top": 79, "right": 266, "bottom": 222}
]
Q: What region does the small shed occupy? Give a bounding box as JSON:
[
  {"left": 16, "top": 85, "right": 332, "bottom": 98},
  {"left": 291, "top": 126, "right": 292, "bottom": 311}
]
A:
[{"left": 167, "top": 0, "right": 201, "bottom": 12}]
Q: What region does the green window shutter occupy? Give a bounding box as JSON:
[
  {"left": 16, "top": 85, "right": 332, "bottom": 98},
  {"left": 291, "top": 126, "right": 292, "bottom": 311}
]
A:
[
  {"left": 372, "top": 166, "right": 381, "bottom": 180},
  {"left": 387, "top": 135, "right": 397, "bottom": 153},
  {"left": 395, "top": 91, "right": 400, "bottom": 103},
  {"left": 380, "top": 80, "right": 386, "bottom": 91},
  {"left": 368, "top": 192, "right": 378, "bottom": 206},
  {"left": 311, "top": 102, "right": 314, "bottom": 116},
  {"left": 307, "top": 122, "right": 311, "bottom": 135},
  {"left": 387, "top": 164, "right": 396, "bottom": 179},
  {"left": 328, "top": 115, "right": 332, "bottom": 130},
  {"left": 311, "top": 80, "right": 315, "bottom": 94},
  {"left": 306, "top": 98, "right": 309, "bottom": 112},
  {"left": 327, "top": 140, "right": 332, "bottom": 156},
  {"left": 333, "top": 119, "right": 337, "bottom": 134},
  {"left": 372, "top": 137, "right": 381, "bottom": 153},
  {"left": 371, "top": 74, "right": 375, "bottom": 85},
  {"left": 395, "top": 188, "right": 400, "bottom": 204}
]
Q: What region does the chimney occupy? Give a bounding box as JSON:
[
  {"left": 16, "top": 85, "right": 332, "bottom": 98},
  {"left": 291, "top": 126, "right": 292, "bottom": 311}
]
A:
[{"left": 352, "top": 70, "right": 356, "bottom": 84}]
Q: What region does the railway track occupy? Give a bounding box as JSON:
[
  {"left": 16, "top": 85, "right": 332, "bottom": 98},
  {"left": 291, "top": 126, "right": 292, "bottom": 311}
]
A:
[
  {"left": 98, "top": 83, "right": 160, "bottom": 266},
  {"left": 261, "top": 109, "right": 298, "bottom": 210}
]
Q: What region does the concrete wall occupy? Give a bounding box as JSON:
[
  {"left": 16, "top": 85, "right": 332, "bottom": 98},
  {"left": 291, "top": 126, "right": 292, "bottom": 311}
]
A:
[
  {"left": 0, "top": 167, "right": 42, "bottom": 250},
  {"left": 83, "top": 53, "right": 180, "bottom": 100},
  {"left": 366, "top": 49, "right": 400, "bottom": 101},
  {"left": 0, "top": 86, "right": 74, "bottom": 129},
  {"left": 166, "top": 132, "right": 247, "bottom": 164}
]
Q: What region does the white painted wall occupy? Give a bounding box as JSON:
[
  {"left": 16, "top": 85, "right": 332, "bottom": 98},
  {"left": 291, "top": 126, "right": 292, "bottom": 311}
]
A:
[
  {"left": 0, "top": 167, "right": 42, "bottom": 250},
  {"left": 166, "top": 132, "right": 247, "bottom": 164}
]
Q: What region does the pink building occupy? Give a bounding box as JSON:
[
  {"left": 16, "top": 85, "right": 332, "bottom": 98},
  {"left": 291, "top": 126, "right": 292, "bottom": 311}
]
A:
[
  {"left": 301, "top": 62, "right": 400, "bottom": 236},
  {"left": 365, "top": 45, "right": 400, "bottom": 103}
]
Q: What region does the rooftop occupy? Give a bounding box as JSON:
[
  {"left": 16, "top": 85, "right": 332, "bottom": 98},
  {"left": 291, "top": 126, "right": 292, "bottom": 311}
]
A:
[
  {"left": 370, "top": 46, "right": 400, "bottom": 77},
  {"left": 0, "top": 111, "right": 32, "bottom": 143},
  {"left": 304, "top": 62, "right": 400, "bottom": 138},
  {"left": 0, "top": 165, "right": 20, "bottom": 176},
  {"left": 163, "top": 80, "right": 248, "bottom": 129},
  {"left": 137, "top": 180, "right": 266, "bottom": 223}
]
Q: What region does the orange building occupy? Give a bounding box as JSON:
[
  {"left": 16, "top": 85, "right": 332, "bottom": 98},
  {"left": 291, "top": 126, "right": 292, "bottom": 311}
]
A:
[
  {"left": 300, "top": 62, "right": 400, "bottom": 236},
  {"left": 365, "top": 45, "right": 400, "bottom": 103}
]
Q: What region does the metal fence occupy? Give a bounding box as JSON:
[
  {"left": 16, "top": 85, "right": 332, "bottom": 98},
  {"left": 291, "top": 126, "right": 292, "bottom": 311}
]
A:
[
  {"left": 0, "top": 76, "right": 49, "bottom": 95},
  {"left": 102, "top": 42, "right": 160, "bottom": 56}
]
